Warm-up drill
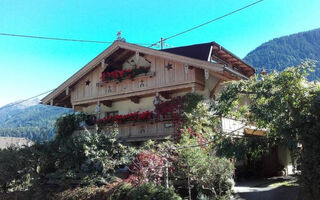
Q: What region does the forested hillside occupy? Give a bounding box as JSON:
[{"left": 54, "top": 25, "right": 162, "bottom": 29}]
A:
[
  {"left": 0, "top": 99, "right": 71, "bottom": 141},
  {"left": 244, "top": 28, "right": 320, "bottom": 80}
]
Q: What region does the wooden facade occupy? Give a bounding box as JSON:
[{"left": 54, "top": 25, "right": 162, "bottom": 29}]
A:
[
  {"left": 71, "top": 54, "right": 205, "bottom": 109},
  {"left": 42, "top": 41, "right": 255, "bottom": 141}
]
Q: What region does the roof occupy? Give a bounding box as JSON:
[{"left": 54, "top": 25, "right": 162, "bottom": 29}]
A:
[
  {"left": 0, "top": 137, "right": 34, "bottom": 149},
  {"left": 161, "top": 42, "right": 213, "bottom": 61},
  {"left": 162, "top": 42, "right": 255, "bottom": 77},
  {"left": 41, "top": 41, "right": 254, "bottom": 105}
]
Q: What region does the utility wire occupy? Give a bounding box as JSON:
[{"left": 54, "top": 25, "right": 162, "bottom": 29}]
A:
[
  {"left": 0, "top": 32, "right": 113, "bottom": 44},
  {"left": 0, "top": 1, "right": 264, "bottom": 110},
  {"left": 0, "top": 89, "right": 54, "bottom": 110},
  {"left": 149, "top": 0, "right": 264, "bottom": 47},
  {"left": 0, "top": 32, "right": 152, "bottom": 46}
]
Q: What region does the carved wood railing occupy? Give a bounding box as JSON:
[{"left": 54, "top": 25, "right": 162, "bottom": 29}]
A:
[{"left": 75, "top": 119, "right": 176, "bottom": 142}]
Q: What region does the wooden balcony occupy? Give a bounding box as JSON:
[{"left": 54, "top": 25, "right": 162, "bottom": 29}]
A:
[
  {"left": 70, "top": 55, "right": 205, "bottom": 107},
  {"left": 74, "top": 119, "right": 176, "bottom": 142}
]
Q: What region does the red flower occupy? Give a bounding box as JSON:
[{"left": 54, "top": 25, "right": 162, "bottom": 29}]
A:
[
  {"left": 100, "top": 72, "right": 106, "bottom": 81},
  {"left": 119, "top": 70, "right": 125, "bottom": 77}
]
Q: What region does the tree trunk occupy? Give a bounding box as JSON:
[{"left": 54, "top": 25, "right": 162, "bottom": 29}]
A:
[{"left": 188, "top": 174, "right": 192, "bottom": 200}]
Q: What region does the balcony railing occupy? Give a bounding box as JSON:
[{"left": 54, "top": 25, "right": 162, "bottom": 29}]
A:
[{"left": 74, "top": 119, "right": 176, "bottom": 142}]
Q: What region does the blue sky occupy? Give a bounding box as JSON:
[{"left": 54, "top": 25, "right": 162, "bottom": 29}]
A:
[{"left": 0, "top": 0, "right": 320, "bottom": 107}]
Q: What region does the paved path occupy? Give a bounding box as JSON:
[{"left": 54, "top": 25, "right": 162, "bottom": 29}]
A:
[{"left": 232, "top": 176, "right": 299, "bottom": 200}]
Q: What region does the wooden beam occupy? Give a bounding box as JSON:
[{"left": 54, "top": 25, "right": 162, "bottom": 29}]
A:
[
  {"left": 74, "top": 105, "right": 84, "bottom": 112},
  {"left": 129, "top": 96, "right": 140, "bottom": 104},
  {"left": 101, "top": 60, "right": 105, "bottom": 69},
  {"left": 226, "top": 58, "right": 238, "bottom": 63},
  {"left": 112, "top": 48, "right": 127, "bottom": 61},
  {"left": 212, "top": 46, "right": 219, "bottom": 51},
  {"left": 159, "top": 92, "right": 171, "bottom": 99},
  {"left": 101, "top": 100, "right": 112, "bottom": 107},
  {"left": 219, "top": 54, "right": 232, "bottom": 59},
  {"left": 50, "top": 99, "right": 53, "bottom": 106},
  {"left": 223, "top": 71, "right": 241, "bottom": 80},
  {"left": 232, "top": 61, "right": 243, "bottom": 65},
  {"left": 58, "top": 94, "right": 70, "bottom": 103},
  {"left": 210, "top": 72, "right": 231, "bottom": 81},
  {"left": 65, "top": 87, "right": 69, "bottom": 96},
  {"left": 114, "top": 50, "right": 135, "bottom": 63},
  {"left": 205, "top": 69, "right": 209, "bottom": 80},
  {"left": 210, "top": 79, "right": 223, "bottom": 98}
]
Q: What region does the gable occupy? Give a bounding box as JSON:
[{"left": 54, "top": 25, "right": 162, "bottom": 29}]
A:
[{"left": 41, "top": 41, "right": 252, "bottom": 105}]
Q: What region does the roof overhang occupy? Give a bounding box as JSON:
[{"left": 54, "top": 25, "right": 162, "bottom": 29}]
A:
[{"left": 211, "top": 41, "right": 255, "bottom": 77}]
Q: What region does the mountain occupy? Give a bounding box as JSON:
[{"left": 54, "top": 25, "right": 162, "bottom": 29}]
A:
[
  {"left": 0, "top": 99, "right": 71, "bottom": 142},
  {"left": 244, "top": 28, "right": 320, "bottom": 80}
]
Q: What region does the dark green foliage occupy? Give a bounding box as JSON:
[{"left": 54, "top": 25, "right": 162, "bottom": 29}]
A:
[
  {"left": 54, "top": 113, "right": 85, "bottom": 138},
  {"left": 172, "top": 103, "right": 234, "bottom": 200},
  {"left": 244, "top": 28, "right": 320, "bottom": 80},
  {"left": 50, "top": 183, "right": 181, "bottom": 200},
  {"left": 175, "top": 134, "right": 234, "bottom": 200},
  {"left": 36, "top": 128, "right": 132, "bottom": 188},
  {"left": 216, "top": 63, "right": 320, "bottom": 199},
  {"left": 0, "top": 147, "right": 36, "bottom": 193},
  {"left": 0, "top": 114, "right": 132, "bottom": 198},
  {"left": 182, "top": 93, "right": 203, "bottom": 114},
  {"left": 216, "top": 137, "right": 268, "bottom": 161},
  {"left": 0, "top": 101, "right": 71, "bottom": 141},
  {"left": 111, "top": 183, "right": 182, "bottom": 200}
]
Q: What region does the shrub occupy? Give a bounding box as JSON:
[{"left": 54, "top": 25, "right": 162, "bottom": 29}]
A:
[
  {"left": 175, "top": 142, "right": 234, "bottom": 199},
  {"left": 129, "top": 150, "right": 165, "bottom": 185},
  {"left": 0, "top": 147, "right": 36, "bottom": 193},
  {"left": 39, "top": 128, "right": 132, "bottom": 188},
  {"left": 55, "top": 113, "right": 86, "bottom": 138},
  {"left": 50, "top": 183, "right": 181, "bottom": 200},
  {"left": 111, "top": 183, "right": 182, "bottom": 200},
  {"left": 174, "top": 110, "right": 235, "bottom": 200}
]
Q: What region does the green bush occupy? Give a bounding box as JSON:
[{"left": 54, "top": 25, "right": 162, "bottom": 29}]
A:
[
  {"left": 111, "top": 183, "right": 182, "bottom": 200},
  {"left": 38, "top": 129, "right": 132, "bottom": 188},
  {"left": 50, "top": 183, "right": 181, "bottom": 200},
  {"left": 182, "top": 93, "right": 203, "bottom": 113},
  {"left": 55, "top": 113, "right": 85, "bottom": 138},
  {"left": 196, "top": 157, "right": 234, "bottom": 199},
  {"left": 0, "top": 147, "right": 36, "bottom": 193},
  {"left": 175, "top": 143, "right": 234, "bottom": 200}
]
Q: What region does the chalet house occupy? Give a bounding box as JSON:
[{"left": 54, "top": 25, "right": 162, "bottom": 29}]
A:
[
  {"left": 41, "top": 41, "right": 295, "bottom": 176},
  {"left": 41, "top": 41, "right": 254, "bottom": 141}
]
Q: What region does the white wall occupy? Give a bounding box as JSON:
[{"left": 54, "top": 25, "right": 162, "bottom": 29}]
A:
[{"left": 82, "top": 96, "right": 155, "bottom": 117}]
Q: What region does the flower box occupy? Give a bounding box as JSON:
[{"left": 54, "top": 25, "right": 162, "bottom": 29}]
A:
[
  {"left": 97, "top": 110, "right": 154, "bottom": 126},
  {"left": 100, "top": 66, "right": 151, "bottom": 82}
]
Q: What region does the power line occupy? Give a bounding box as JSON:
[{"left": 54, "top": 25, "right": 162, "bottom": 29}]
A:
[
  {"left": 1, "top": 89, "right": 54, "bottom": 110},
  {"left": 149, "top": 0, "right": 264, "bottom": 48},
  {"left": 0, "top": 32, "right": 114, "bottom": 44},
  {"left": 1, "top": 1, "right": 264, "bottom": 108},
  {"left": 0, "top": 32, "right": 152, "bottom": 46}
]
